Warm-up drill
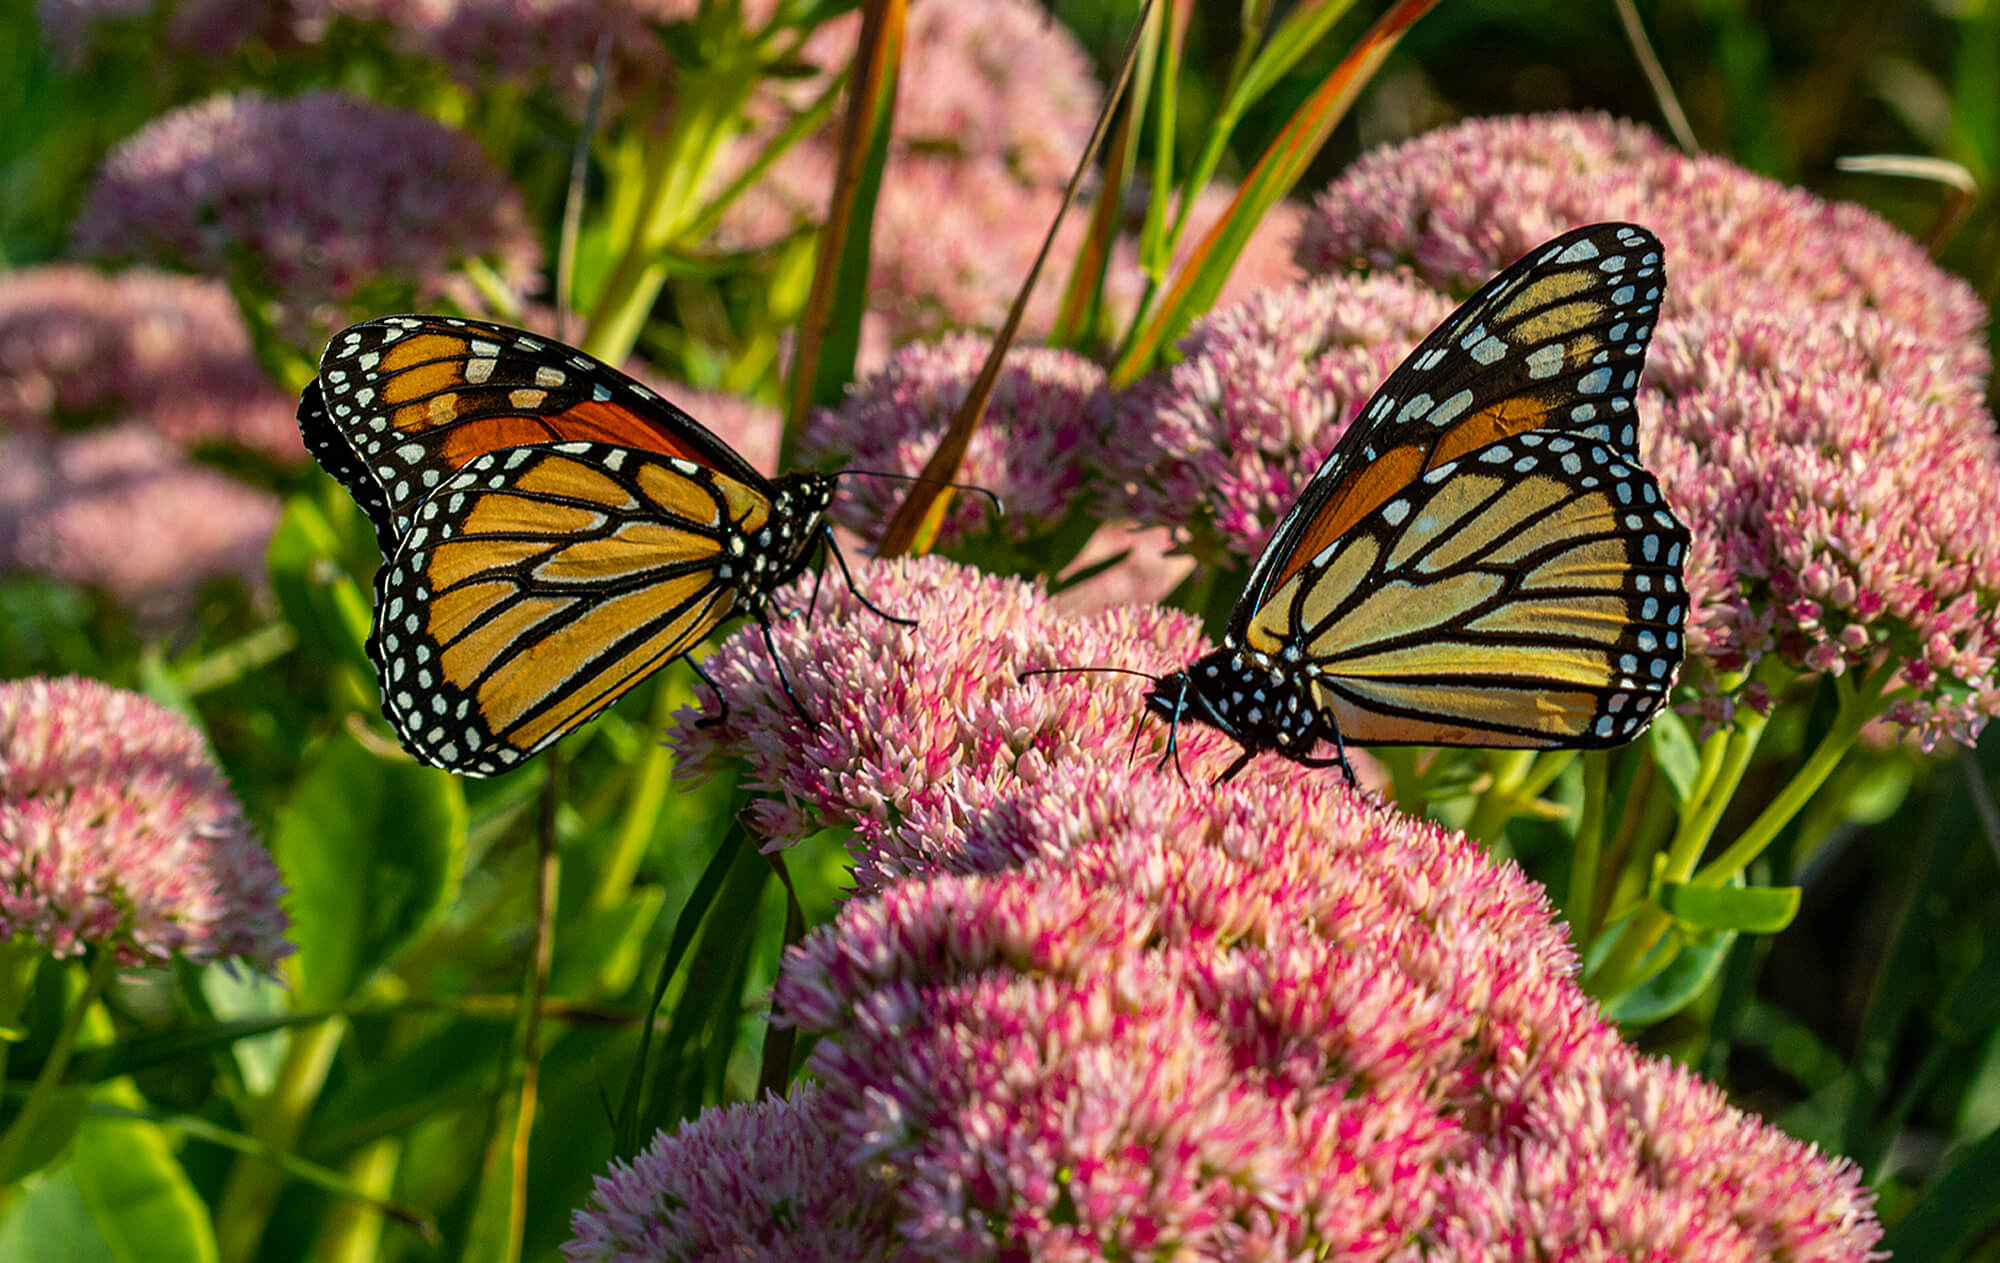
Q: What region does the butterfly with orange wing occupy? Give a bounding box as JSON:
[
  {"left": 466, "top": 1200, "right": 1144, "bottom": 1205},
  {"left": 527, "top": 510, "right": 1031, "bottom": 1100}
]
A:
[
  {"left": 299, "top": 315, "right": 903, "bottom": 777},
  {"left": 1073, "top": 223, "right": 1690, "bottom": 782}
]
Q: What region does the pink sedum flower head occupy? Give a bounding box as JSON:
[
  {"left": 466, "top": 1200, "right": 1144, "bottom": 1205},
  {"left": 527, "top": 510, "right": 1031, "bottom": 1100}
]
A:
[
  {"left": 1103, "top": 272, "right": 1455, "bottom": 560},
  {"left": 73, "top": 91, "right": 542, "bottom": 344},
  {"left": 0, "top": 426, "right": 280, "bottom": 625},
  {"left": 1298, "top": 112, "right": 1988, "bottom": 360},
  {"left": 0, "top": 676, "right": 289, "bottom": 969},
  {"left": 638, "top": 570, "right": 1880, "bottom": 1255},
  {"left": 408, "top": 0, "right": 698, "bottom": 120},
  {"left": 1642, "top": 306, "right": 2000, "bottom": 744},
  {"left": 564, "top": 1083, "right": 893, "bottom": 1263},
  {"left": 0, "top": 265, "right": 301, "bottom": 461},
  {"left": 671, "top": 555, "right": 1384, "bottom": 890},
  {"left": 799, "top": 333, "right": 1108, "bottom": 548}
]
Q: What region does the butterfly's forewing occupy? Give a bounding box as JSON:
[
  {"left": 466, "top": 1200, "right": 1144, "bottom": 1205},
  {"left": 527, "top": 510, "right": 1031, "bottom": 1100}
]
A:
[
  {"left": 304, "top": 315, "right": 769, "bottom": 556},
  {"left": 1236, "top": 223, "right": 1666, "bottom": 633},
  {"left": 1244, "top": 432, "right": 1688, "bottom": 748},
  {"left": 368, "top": 441, "right": 780, "bottom": 776}
]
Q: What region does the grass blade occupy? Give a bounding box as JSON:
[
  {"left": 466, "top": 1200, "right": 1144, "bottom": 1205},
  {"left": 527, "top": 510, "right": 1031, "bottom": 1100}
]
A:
[
  {"left": 875, "top": 0, "right": 1156, "bottom": 558},
  {"left": 1112, "top": 0, "right": 1440, "bottom": 388}
]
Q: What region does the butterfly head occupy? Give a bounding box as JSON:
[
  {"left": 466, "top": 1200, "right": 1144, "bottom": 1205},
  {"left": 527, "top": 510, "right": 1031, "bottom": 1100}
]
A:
[
  {"left": 1145, "top": 644, "right": 1329, "bottom": 771},
  {"left": 756, "top": 471, "right": 837, "bottom": 589}
]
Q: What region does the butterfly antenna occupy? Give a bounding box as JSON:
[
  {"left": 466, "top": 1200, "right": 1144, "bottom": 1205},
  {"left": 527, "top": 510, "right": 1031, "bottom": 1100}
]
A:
[
  {"left": 837, "top": 468, "right": 1004, "bottom": 517},
  {"left": 824, "top": 530, "right": 917, "bottom": 629},
  {"left": 1016, "top": 665, "right": 1163, "bottom": 686},
  {"left": 757, "top": 617, "right": 817, "bottom": 729},
  {"left": 687, "top": 656, "right": 730, "bottom": 730}
]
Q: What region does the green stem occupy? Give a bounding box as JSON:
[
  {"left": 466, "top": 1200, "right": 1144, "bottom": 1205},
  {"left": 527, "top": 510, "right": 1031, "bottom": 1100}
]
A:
[
  {"left": 1695, "top": 658, "right": 1898, "bottom": 883},
  {"left": 1566, "top": 751, "right": 1610, "bottom": 943},
  {"left": 1587, "top": 703, "right": 1771, "bottom": 998},
  {"left": 0, "top": 939, "right": 45, "bottom": 1084},
  {"left": 214, "top": 1019, "right": 346, "bottom": 1263},
  {"left": 1464, "top": 749, "right": 1539, "bottom": 843},
  {"left": 0, "top": 949, "right": 115, "bottom": 1178},
  {"left": 592, "top": 683, "right": 683, "bottom": 910},
  {"left": 176, "top": 623, "right": 297, "bottom": 696}
]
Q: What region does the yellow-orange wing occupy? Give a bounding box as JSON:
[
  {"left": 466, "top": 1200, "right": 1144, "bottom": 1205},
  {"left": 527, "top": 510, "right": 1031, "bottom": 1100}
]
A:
[
  {"left": 1243, "top": 432, "right": 1688, "bottom": 747},
  {"left": 1237, "top": 223, "right": 1665, "bottom": 621},
  {"left": 367, "top": 441, "right": 777, "bottom": 776}
]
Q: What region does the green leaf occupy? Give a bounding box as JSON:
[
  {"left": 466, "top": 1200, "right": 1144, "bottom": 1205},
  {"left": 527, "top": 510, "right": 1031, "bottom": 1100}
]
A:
[
  {"left": 1656, "top": 881, "right": 1801, "bottom": 934},
  {"left": 1647, "top": 708, "right": 1700, "bottom": 802},
  {"left": 0, "top": 1166, "right": 114, "bottom": 1263},
  {"left": 548, "top": 889, "right": 668, "bottom": 999},
  {"left": 266, "top": 495, "right": 372, "bottom": 672},
  {"left": 71, "top": 1097, "right": 219, "bottom": 1263},
  {"left": 0, "top": 1084, "right": 85, "bottom": 1183},
  {"left": 274, "top": 730, "right": 466, "bottom": 1008},
  {"left": 1878, "top": 1120, "right": 2000, "bottom": 1262},
  {"left": 1598, "top": 923, "right": 1735, "bottom": 1025}
]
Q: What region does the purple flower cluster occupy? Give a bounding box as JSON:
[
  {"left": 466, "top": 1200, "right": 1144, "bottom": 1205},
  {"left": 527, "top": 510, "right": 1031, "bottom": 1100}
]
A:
[
  {"left": 576, "top": 556, "right": 1882, "bottom": 1259},
  {"left": 799, "top": 333, "right": 1108, "bottom": 547},
  {"left": 0, "top": 264, "right": 300, "bottom": 460},
  {"left": 73, "top": 90, "right": 542, "bottom": 343},
  {"left": 0, "top": 426, "right": 280, "bottom": 624},
  {"left": 0, "top": 675, "right": 289, "bottom": 969}
]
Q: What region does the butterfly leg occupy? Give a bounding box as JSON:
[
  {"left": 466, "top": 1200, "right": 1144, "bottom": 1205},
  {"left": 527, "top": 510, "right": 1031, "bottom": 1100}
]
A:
[
  {"left": 687, "top": 656, "right": 731, "bottom": 729},
  {"left": 1213, "top": 749, "right": 1255, "bottom": 785},
  {"left": 1295, "top": 723, "right": 1357, "bottom": 786},
  {"left": 825, "top": 532, "right": 917, "bottom": 629},
  {"left": 758, "top": 617, "right": 819, "bottom": 729}
]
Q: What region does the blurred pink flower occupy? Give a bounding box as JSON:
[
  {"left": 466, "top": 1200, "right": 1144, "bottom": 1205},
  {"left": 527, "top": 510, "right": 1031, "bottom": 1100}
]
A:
[
  {"left": 0, "top": 264, "right": 300, "bottom": 461},
  {"left": 794, "top": 0, "right": 1102, "bottom": 188},
  {"left": 0, "top": 426, "right": 280, "bottom": 625},
  {"left": 73, "top": 90, "right": 542, "bottom": 344},
  {"left": 799, "top": 332, "right": 1108, "bottom": 548},
  {"left": 564, "top": 1084, "right": 893, "bottom": 1263},
  {"left": 37, "top": 0, "right": 321, "bottom": 62},
  {"left": 629, "top": 578, "right": 1881, "bottom": 1253},
  {"left": 1048, "top": 522, "right": 1194, "bottom": 616},
  {"left": 408, "top": 0, "right": 697, "bottom": 118},
  {"left": 1298, "top": 112, "right": 1987, "bottom": 361},
  {"left": 1102, "top": 273, "right": 1454, "bottom": 559},
  {"left": 0, "top": 675, "right": 289, "bottom": 969}
]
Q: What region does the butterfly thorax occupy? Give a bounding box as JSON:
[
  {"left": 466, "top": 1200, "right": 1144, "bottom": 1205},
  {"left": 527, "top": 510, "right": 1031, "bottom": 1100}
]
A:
[
  {"left": 734, "top": 471, "right": 834, "bottom": 613},
  {"left": 1146, "top": 640, "right": 1330, "bottom": 760}
]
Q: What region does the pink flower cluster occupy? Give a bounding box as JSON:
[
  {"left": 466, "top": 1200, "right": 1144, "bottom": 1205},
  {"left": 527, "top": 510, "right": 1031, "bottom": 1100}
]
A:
[
  {"left": 1107, "top": 114, "right": 2000, "bottom": 741},
  {"left": 577, "top": 556, "right": 1883, "bottom": 1259},
  {"left": 0, "top": 676, "right": 289, "bottom": 969},
  {"left": 799, "top": 333, "right": 1108, "bottom": 547},
  {"left": 564, "top": 1085, "right": 892, "bottom": 1262},
  {"left": 1103, "top": 273, "right": 1454, "bottom": 559},
  {"left": 1297, "top": 111, "right": 1988, "bottom": 359},
  {"left": 0, "top": 426, "right": 280, "bottom": 625},
  {"left": 73, "top": 90, "right": 542, "bottom": 343},
  {"left": 0, "top": 264, "right": 300, "bottom": 460}
]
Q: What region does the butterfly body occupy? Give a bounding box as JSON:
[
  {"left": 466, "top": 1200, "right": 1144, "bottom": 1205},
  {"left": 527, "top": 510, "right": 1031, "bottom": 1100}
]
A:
[
  {"left": 1139, "top": 223, "right": 1690, "bottom": 782},
  {"left": 300, "top": 314, "right": 846, "bottom": 776}
]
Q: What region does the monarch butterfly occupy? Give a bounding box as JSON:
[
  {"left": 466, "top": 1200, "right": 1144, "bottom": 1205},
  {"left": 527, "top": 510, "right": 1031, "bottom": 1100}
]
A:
[
  {"left": 1040, "top": 222, "right": 1690, "bottom": 783},
  {"left": 299, "top": 315, "right": 938, "bottom": 777}
]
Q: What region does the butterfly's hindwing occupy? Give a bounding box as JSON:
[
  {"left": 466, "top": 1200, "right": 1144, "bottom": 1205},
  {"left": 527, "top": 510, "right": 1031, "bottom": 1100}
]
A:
[
  {"left": 1238, "top": 223, "right": 1666, "bottom": 627},
  {"left": 366, "top": 441, "right": 808, "bottom": 776},
  {"left": 1244, "top": 432, "right": 1687, "bottom": 749}
]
